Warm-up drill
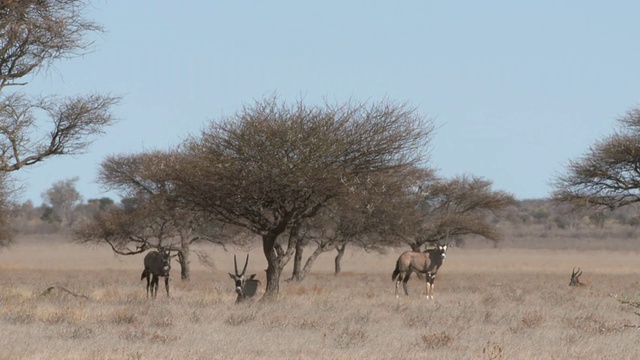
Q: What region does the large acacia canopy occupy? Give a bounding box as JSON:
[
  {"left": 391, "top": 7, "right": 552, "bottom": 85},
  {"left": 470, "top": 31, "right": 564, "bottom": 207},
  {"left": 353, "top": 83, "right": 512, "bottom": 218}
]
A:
[{"left": 171, "top": 96, "right": 433, "bottom": 297}]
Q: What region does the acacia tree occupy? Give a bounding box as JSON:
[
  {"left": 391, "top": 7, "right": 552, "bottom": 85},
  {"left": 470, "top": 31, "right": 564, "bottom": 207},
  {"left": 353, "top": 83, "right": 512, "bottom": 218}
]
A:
[
  {"left": 553, "top": 106, "right": 640, "bottom": 213},
  {"left": 0, "top": 0, "right": 120, "bottom": 246},
  {"left": 288, "top": 170, "right": 515, "bottom": 282},
  {"left": 405, "top": 175, "right": 517, "bottom": 251},
  {"left": 171, "top": 96, "right": 432, "bottom": 299},
  {"left": 289, "top": 166, "right": 430, "bottom": 281},
  {"left": 73, "top": 151, "right": 229, "bottom": 280}
]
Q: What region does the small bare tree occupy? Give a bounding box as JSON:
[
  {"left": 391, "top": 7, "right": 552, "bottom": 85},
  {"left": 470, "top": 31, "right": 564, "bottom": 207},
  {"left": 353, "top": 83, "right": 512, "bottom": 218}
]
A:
[
  {"left": 553, "top": 106, "right": 640, "bottom": 213},
  {"left": 74, "top": 151, "right": 230, "bottom": 280},
  {"left": 289, "top": 166, "right": 429, "bottom": 281},
  {"left": 406, "top": 175, "right": 516, "bottom": 251},
  {"left": 0, "top": 0, "right": 120, "bottom": 246}
]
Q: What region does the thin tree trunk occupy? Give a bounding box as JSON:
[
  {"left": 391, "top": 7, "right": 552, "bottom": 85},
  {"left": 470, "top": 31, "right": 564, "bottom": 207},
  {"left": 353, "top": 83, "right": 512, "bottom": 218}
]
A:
[
  {"left": 262, "top": 219, "right": 300, "bottom": 300},
  {"left": 262, "top": 232, "right": 282, "bottom": 300},
  {"left": 334, "top": 243, "right": 346, "bottom": 274},
  {"left": 178, "top": 245, "right": 190, "bottom": 280},
  {"left": 295, "top": 245, "right": 325, "bottom": 281},
  {"left": 290, "top": 237, "right": 307, "bottom": 281}
]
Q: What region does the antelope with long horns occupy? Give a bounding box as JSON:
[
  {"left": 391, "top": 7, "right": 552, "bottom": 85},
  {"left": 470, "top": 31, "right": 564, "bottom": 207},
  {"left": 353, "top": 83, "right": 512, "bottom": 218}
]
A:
[
  {"left": 229, "top": 254, "right": 261, "bottom": 302},
  {"left": 392, "top": 242, "right": 448, "bottom": 299},
  {"left": 569, "top": 267, "right": 586, "bottom": 287},
  {"left": 141, "top": 248, "right": 172, "bottom": 298}
]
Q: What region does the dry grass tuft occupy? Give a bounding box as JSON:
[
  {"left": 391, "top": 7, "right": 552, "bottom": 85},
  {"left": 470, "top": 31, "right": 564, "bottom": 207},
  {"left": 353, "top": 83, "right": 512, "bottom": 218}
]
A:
[
  {"left": 482, "top": 341, "right": 505, "bottom": 360},
  {"left": 4, "top": 304, "right": 36, "bottom": 324},
  {"left": 419, "top": 331, "right": 454, "bottom": 349},
  {"left": 225, "top": 311, "right": 257, "bottom": 326},
  {"left": 112, "top": 308, "right": 139, "bottom": 325},
  {"left": 333, "top": 325, "right": 369, "bottom": 349}
]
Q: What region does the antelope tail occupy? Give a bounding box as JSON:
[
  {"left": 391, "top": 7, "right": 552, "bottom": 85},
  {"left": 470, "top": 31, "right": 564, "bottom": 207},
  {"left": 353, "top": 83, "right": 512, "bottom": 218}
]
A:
[
  {"left": 392, "top": 262, "right": 400, "bottom": 281},
  {"left": 141, "top": 269, "right": 148, "bottom": 281}
]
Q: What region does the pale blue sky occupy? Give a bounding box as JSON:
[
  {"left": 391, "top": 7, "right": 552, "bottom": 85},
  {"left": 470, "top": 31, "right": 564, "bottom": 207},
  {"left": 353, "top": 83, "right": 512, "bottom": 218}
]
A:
[{"left": 15, "top": 1, "right": 640, "bottom": 204}]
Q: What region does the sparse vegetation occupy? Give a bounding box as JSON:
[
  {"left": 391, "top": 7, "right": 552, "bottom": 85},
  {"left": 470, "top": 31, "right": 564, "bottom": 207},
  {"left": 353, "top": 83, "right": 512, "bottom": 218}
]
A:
[{"left": 0, "top": 237, "right": 639, "bottom": 359}]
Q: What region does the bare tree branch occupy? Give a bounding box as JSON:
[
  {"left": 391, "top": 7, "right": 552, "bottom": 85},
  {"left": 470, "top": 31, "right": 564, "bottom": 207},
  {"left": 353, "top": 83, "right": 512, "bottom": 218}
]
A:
[
  {"left": 0, "top": 1, "right": 118, "bottom": 247},
  {"left": 0, "top": 0, "right": 103, "bottom": 91},
  {"left": 553, "top": 106, "right": 640, "bottom": 212}
]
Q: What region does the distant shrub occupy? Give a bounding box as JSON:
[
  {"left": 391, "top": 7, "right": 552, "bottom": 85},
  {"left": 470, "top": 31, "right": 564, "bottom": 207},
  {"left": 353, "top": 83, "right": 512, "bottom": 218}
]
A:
[{"left": 420, "top": 331, "right": 454, "bottom": 349}]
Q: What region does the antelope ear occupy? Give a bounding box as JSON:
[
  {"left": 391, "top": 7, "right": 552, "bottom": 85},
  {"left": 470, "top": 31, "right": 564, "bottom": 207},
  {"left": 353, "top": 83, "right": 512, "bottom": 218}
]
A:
[
  {"left": 248, "top": 274, "right": 257, "bottom": 280},
  {"left": 228, "top": 273, "right": 236, "bottom": 279}
]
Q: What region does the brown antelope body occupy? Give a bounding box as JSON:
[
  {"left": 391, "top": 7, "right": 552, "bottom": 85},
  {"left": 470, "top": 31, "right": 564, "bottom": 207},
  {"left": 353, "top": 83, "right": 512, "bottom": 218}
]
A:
[
  {"left": 141, "top": 249, "right": 171, "bottom": 298},
  {"left": 228, "top": 254, "right": 262, "bottom": 303},
  {"left": 392, "top": 243, "right": 448, "bottom": 299}
]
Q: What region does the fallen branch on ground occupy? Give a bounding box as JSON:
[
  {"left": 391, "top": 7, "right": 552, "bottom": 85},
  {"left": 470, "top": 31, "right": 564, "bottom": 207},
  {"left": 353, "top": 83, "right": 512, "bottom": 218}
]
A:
[
  {"left": 610, "top": 294, "right": 640, "bottom": 308},
  {"left": 609, "top": 294, "right": 640, "bottom": 319},
  {"left": 40, "top": 286, "right": 90, "bottom": 299},
  {"left": 622, "top": 324, "right": 640, "bottom": 329}
]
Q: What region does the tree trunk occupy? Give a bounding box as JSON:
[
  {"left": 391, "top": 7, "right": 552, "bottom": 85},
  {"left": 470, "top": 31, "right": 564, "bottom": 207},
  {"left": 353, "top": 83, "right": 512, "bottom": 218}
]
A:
[
  {"left": 262, "top": 233, "right": 282, "bottom": 300},
  {"left": 291, "top": 237, "right": 308, "bottom": 282},
  {"left": 296, "top": 245, "right": 325, "bottom": 281},
  {"left": 334, "top": 243, "right": 346, "bottom": 274},
  {"left": 178, "top": 244, "right": 190, "bottom": 281}
]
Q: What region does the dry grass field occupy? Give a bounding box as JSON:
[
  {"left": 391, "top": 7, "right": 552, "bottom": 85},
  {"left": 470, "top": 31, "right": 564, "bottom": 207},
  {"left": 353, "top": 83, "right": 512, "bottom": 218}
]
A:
[{"left": 1, "top": 236, "right": 639, "bottom": 360}]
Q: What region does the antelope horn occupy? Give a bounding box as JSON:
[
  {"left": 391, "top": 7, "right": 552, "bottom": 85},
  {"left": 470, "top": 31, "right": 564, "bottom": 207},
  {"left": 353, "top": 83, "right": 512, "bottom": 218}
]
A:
[
  {"left": 234, "top": 254, "right": 239, "bottom": 276},
  {"left": 241, "top": 254, "right": 249, "bottom": 276}
]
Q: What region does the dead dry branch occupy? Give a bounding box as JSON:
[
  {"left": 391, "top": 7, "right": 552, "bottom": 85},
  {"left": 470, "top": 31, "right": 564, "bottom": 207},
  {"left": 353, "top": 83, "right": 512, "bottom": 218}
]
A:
[{"left": 40, "top": 285, "right": 89, "bottom": 299}]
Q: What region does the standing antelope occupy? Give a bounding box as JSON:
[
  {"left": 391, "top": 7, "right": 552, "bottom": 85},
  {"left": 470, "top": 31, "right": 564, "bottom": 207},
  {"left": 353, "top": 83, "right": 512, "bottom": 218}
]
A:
[
  {"left": 392, "top": 243, "right": 448, "bottom": 299},
  {"left": 141, "top": 248, "right": 172, "bottom": 298},
  {"left": 569, "top": 267, "right": 586, "bottom": 287},
  {"left": 229, "top": 254, "right": 261, "bottom": 303}
]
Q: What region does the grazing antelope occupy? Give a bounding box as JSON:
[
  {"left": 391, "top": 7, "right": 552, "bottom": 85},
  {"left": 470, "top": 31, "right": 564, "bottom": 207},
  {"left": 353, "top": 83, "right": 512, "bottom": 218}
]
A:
[
  {"left": 569, "top": 267, "right": 586, "bottom": 287},
  {"left": 229, "top": 254, "right": 261, "bottom": 303},
  {"left": 141, "top": 248, "right": 172, "bottom": 298},
  {"left": 392, "top": 243, "right": 448, "bottom": 299}
]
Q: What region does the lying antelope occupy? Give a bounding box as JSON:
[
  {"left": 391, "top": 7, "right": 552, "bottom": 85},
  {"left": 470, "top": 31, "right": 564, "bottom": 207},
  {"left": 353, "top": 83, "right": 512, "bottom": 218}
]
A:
[
  {"left": 229, "top": 254, "right": 261, "bottom": 302},
  {"left": 569, "top": 267, "right": 586, "bottom": 287},
  {"left": 141, "top": 248, "right": 172, "bottom": 298},
  {"left": 392, "top": 243, "right": 448, "bottom": 299}
]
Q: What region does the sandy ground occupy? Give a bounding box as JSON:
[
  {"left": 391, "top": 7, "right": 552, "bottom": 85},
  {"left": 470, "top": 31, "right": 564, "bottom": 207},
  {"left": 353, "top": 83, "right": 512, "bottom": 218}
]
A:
[
  {"left": 2, "top": 235, "right": 638, "bottom": 276},
  {"left": 1, "top": 235, "right": 639, "bottom": 360}
]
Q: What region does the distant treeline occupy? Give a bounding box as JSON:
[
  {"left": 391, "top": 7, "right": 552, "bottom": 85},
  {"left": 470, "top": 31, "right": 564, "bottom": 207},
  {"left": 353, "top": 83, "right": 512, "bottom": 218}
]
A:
[{"left": 10, "top": 196, "right": 640, "bottom": 250}]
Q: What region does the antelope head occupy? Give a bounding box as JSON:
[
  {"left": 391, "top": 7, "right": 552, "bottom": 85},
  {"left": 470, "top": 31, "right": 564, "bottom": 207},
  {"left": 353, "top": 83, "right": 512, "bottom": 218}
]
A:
[
  {"left": 229, "top": 254, "right": 257, "bottom": 298},
  {"left": 157, "top": 246, "right": 172, "bottom": 274},
  {"left": 437, "top": 242, "right": 448, "bottom": 260},
  {"left": 427, "top": 241, "right": 448, "bottom": 260},
  {"left": 569, "top": 267, "right": 583, "bottom": 287}
]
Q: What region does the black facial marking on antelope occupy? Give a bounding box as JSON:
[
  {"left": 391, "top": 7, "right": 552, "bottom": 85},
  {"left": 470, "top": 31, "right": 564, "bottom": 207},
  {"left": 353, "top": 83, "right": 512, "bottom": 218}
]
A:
[
  {"left": 141, "top": 249, "right": 172, "bottom": 298},
  {"left": 391, "top": 243, "right": 448, "bottom": 299},
  {"left": 228, "top": 254, "right": 261, "bottom": 303},
  {"left": 569, "top": 267, "right": 585, "bottom": 287}
]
